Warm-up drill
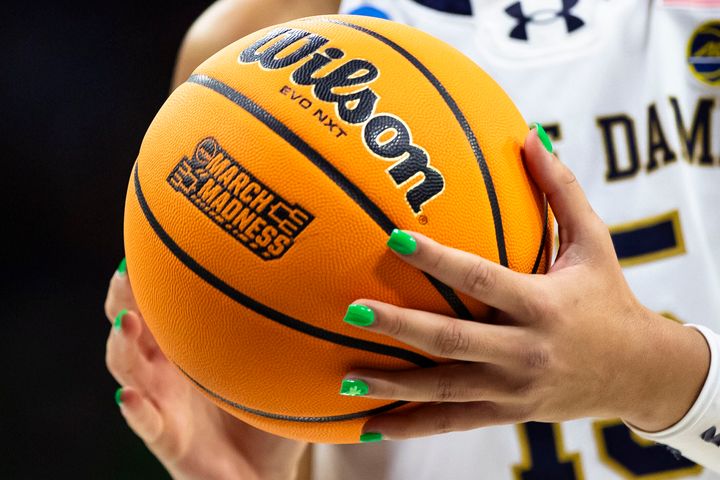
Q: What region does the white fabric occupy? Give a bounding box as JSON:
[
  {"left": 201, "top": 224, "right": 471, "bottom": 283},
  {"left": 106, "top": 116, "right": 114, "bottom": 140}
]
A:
[{"left": 311, "top": 0, "right": 720, "bottom": 478}]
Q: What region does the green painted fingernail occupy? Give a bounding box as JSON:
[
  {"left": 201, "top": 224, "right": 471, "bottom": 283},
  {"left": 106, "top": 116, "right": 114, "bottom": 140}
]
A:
[
  {"left": 532, "top": 123, "right": 553, "bottom": 154},
  {"left": 115, "top": 387, "right": 123, "bottom": 406},
  {"left": 340, "top": 378, "right": 369, "bottom": 396},
  {"left": 343, "top": 304, "right": 375, "bottom": 327},
  {"left": 117, "top": 257, "right": 127, "bottom": 275},
  {"left": 387, "top": 229, "right": 417, "bottom": 255},
  {"left": 360, "top": 432, "right": 383, "bottom": 443},
  {"left": 114, "top": 308, "right": 128, "bottom": 331}
]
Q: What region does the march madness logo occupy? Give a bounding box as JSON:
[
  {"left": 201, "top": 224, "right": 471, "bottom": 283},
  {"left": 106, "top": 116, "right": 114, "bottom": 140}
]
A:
[{"left": 167, "top": 137, "right": 313, "bottom": 260}]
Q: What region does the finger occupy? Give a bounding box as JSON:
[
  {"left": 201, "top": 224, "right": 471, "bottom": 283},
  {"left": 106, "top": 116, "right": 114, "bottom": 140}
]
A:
[
  {"left": 104, "top": 258, "right": 139, "bottom": 322},
  {"left": 345, "top": 300, "right": 527, "bottom": 363},
  {"left": 341, "top": 362, "right": 520, "bottom": 402},
  {"left": 386, "top": 231, "right": 535, "bottom": 316},
  {"left": 362, "top": 401, "right": 523, "bottom": 441},
  {"left": 103, "top": 261, "right": 160, "bottom": 358},
  {"left": 106, "top": 310, "right": 151, "bottom": 387},
  {"left": 523, "top": 125, "right": 599, "bottom": 244},
  {"left": 116, "top": 386, "right": 164, "bottom": 445}
]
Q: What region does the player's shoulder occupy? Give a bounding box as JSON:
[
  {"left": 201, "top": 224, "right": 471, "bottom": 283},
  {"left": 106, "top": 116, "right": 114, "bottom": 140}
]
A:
[
  {"left": 338, "top": 0, "right": 720, "bottom": 20},
  {"left": 338, "top": 0, "right": 719, "bottom": 86},
  {"left": 337, "top": 0, "right": 720, "bottom": 44}
]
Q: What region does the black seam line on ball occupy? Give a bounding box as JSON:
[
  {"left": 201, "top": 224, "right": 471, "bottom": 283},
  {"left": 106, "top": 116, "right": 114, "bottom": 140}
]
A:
[
  {"left": 133, "top": 164, "right": 436, "bottom": 368},
  {"left": 186, "top": 74, "right": 472, "bottom": 321},
  {"left": 531, "top": 197, "right": 549, "bottom": 275},
  {"left": 314, "top": 18, "right": 508, "bottom": 268},
  {"left": 177, "top": 364, "right": 410, "bottom": 423}
]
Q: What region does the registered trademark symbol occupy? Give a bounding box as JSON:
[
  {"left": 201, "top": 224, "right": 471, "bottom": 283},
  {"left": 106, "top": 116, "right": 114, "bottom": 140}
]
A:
[{"left": 418, "top": 215, "right": 428, "bottom": 225}]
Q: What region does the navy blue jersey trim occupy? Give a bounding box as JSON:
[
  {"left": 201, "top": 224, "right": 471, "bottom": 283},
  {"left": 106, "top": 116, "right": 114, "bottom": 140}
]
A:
[
  {"left": 411, "top": 0, "right": 472, "bottom": 15},
  {"left": 612, "top": 217, "right": 678, "bottom": 261}
]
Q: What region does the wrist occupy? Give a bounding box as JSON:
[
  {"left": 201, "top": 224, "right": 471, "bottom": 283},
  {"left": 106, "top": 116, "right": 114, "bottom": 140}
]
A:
[{"left": 619, "top": 312, "right": 710, "bottom": 432}]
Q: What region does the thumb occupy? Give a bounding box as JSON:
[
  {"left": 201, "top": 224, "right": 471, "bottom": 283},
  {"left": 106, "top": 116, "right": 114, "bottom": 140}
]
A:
[{"left": 524, "top": 124, "right": 597, "bottom": 244}]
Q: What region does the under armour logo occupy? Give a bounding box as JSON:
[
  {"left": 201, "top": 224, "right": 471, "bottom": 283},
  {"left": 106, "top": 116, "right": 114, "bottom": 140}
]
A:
[
  {"left": 505, "top": 0, "right": 585, "bottom": 41},
  {"left": 701, "top": 426, "right": 720, "bottom": 446}
]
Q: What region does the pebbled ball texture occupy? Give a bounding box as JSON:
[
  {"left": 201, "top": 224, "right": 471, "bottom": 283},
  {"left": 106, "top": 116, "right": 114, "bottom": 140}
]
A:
[{"left": 124, "top": 14, "right": 553, "bottom": 443}]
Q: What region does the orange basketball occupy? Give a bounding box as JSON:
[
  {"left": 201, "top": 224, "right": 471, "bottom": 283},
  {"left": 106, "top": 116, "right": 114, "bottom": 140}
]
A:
[{"left": 123, "top": 14, "right": 552, "bottom": 444}]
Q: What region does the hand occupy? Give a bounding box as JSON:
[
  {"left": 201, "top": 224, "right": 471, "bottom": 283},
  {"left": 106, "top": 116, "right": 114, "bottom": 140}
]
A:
[
  {"left": 104, "top": 264, "right": 307, "bottom": 480},
  {"left": 341, "top": 127, "right": 710, "bottom": 440}
]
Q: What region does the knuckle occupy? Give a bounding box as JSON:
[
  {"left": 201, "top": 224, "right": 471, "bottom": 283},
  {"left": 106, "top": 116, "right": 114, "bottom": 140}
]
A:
[
  {"left": 386, "top": 420, "right": 413, "bottom": 440},
  {"left": 429, "top": 247, "right": 447, "bottom": 272},
  {"left": 511, "top": 379, "right": 537, "bottom": 399},
  {"left": 462, "top": 261, "right": 495, "bottom": 296},
  {"left": 433, "top": 409, "right": 456, "bottom": 434},
  {"left": 368, "top": 375, "right": 399, "bottom": 399},
  {"left": 108, "top": 273, "right": 118, "bottom": 288},
  {"left": 382, "top": 382, "right": 401, "bottom": 400},
  {"left": 514, "top": 285, "right": 541, "bottom": 317},
  {"left": 104, "top": 290, "right": 116, "bottom": 321},
  {"left": 108, "top": 355, "right": 132, "bottom": 380},
  {"left": 512, "top": 404, "right": 536, "bottom": 423},
  {"left": 523, "top": 344, "right": 551, "bottom": 370},
  {"left": 385, "top": 309, "right": 406, "bottom": 338},
  {"left": 108, "top": 273, "right": 120, "bottom": 293},
  {"left": 104, "top": 298, "right": 114, "bottom": 321},
  {"left": 533, "top": 297, "right": 560, "bottom": 321},
  {"left": 105, "top": 351, "right": 113, "bottom": 373},
  {"left": 559, "top": 163, "right": 578, "bottom": 186},
  {"left": 105, "top": 275, "right": 125, "bottom": 320},
  {"left": 105, "top": 347, "right": 120, "bottom": 379},
  {"left": 106, "top": 337, "right": 137, "bottom": 381},
  {"left": 434, "top": 371, "right": 458, "bottom": 401},
  {"left": 479, "top": 402, "right": 503, "bottom": 423},
  {"left": 431, "top": 320, "right": 471, "bottom": 358}
]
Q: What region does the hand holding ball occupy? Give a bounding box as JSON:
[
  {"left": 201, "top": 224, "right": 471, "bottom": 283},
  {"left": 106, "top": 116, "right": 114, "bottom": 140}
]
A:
[{"left": 124, "top": 15, "right": 551, "bottom": 443}]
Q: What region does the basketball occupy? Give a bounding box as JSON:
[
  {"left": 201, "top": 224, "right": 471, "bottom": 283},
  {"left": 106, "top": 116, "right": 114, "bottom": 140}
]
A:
[{"left": 123, "top": 14, "right": 552, "bottom": 444}]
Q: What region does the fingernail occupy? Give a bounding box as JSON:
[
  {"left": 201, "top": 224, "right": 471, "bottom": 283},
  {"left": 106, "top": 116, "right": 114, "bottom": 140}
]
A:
[
  {"left": 343, "top": 304, "right": 375, "bottom": 327},
  {"left": 114, "top": 308, "right": 128, "bottom": 331},
  {"left": 340, "top": 378, "right": 369, "bottom": 396},
  {"left": 115, "top": 387, "right": 124, "bottom": 406},
  {"left": 532, "top": 123, "right": 553, "bottom": 154},
  {"left": 117, "top": 257, "right": 127, "bottom": 276},
  {"left": 387, "top": 229, "right": 417, "bottom": 255},
  {"left": 360, "top": 432, "right": 383, "bottom": 443}
]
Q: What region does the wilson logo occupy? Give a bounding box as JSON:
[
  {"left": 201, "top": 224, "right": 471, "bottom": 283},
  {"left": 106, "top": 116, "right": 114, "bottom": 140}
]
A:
[
  {"left": 238, "top": 27, "right": 445, "bottom": 214},
  {"left": 167, "top": 137, "right": 313, "bottom": 260}
]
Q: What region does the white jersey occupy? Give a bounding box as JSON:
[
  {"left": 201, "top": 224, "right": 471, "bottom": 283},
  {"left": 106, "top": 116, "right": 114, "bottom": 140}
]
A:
[{"left": 312, "top": 1, "right": 720, "bottom": 479}]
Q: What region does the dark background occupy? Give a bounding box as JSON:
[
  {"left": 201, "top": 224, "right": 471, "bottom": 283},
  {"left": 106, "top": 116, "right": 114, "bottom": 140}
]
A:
[{"left": 1, "top": 2, "right": 212, "bottom": 477}]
